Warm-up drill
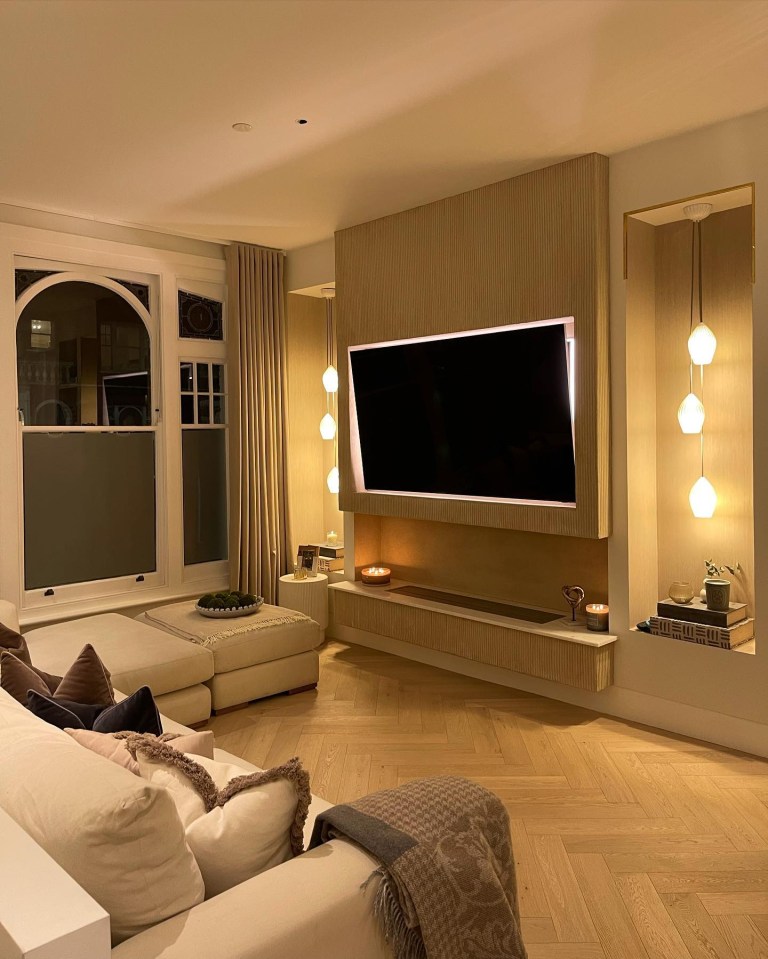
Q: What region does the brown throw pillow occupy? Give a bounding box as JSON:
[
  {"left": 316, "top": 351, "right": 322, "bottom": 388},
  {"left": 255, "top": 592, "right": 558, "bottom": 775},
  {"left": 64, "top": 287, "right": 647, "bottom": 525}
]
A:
[
  {"left": 1, "top": 650, "right": 52, "bottom": 703},
  {"left": 1, "top": 643, "right": 113, "bottom": 707},
  {"left": 54, "top": 644, "right": 114, "bottom": 706},
  {"left": 0, "top": 621, "right": 31, "bottom": 666}
]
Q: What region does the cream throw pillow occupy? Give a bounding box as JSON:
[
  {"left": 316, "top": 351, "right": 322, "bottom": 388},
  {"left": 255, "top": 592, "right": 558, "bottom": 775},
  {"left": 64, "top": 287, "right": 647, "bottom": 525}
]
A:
[{"left": 131, "top": 738, "right": 310, "bottom": 898}]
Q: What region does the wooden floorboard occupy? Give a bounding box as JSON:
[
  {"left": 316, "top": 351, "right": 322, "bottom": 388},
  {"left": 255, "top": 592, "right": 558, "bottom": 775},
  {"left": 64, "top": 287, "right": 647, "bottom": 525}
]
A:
[{"left": 208, "top": 638, "right": 768, "bottom": 958}]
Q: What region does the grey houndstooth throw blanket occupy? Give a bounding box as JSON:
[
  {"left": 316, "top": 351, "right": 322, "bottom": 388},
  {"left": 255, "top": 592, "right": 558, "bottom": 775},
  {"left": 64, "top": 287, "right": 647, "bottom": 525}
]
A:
[{"left": 309, "top": 776, "right": 527, "bottom": 959}]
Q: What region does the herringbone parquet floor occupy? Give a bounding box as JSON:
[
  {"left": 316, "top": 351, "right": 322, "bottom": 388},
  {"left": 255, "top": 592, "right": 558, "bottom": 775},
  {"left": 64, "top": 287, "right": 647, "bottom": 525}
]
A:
[{"left": 209, "top": 640, "right": 768, "bottom": 959}]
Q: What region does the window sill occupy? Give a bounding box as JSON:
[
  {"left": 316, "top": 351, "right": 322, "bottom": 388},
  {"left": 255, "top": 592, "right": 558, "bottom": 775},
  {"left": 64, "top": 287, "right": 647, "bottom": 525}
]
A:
[{"left": 19, "top": 579, "right": 228, "bottom": 629}]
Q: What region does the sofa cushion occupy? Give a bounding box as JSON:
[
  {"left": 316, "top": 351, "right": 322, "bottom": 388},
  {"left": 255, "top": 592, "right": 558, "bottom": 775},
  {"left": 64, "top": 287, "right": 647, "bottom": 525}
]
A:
[
  {"left": 132, "top": 739, "right": 310, "bottom": 898},
  {"left": 67, "top": 728, "right": 216, "bottom": 775},
  {"left": 140, "top": 603, "right": 322, "bottom": 673},
  {"left": 25, "top": 613, "right": 214, "bottom": 697},
  {"left": 27, "top": 685, "right": 162, "bottom": 735},
  {"left": 0, "top": 687, "right": 204, "bottom": 944}
]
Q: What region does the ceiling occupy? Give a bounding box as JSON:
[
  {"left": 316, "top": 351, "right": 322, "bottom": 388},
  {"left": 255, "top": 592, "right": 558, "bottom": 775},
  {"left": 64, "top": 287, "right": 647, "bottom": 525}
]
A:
[{"left": 2, "top": 0, "right": 768, "bottom": 251}]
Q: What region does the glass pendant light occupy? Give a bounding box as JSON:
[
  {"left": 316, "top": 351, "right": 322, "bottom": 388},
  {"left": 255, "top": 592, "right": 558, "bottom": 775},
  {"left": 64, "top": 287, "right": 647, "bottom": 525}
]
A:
[
  {"left": 322, "top": 364, "right": 339, "bottom": 393},
  {"left": 689, "top": 475, "right": 717, "bottom": 518},
  {"left": 327, "top": 466, "right": 339, "bottom": 494},
  {"left": 687, "top": 323, "right": 717, "bottom": 365},
  {"left": 677, "top": 392, "right": 705, "bottom": 434},
  {"left": 319, "top": 412, "right": 336, "bottom": 440}
]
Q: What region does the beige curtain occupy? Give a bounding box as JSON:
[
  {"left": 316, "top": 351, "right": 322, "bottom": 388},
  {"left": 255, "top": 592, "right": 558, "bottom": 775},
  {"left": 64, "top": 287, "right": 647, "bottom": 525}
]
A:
[{"left": 226, "top": 244, "right": 292, "bottom": 604}]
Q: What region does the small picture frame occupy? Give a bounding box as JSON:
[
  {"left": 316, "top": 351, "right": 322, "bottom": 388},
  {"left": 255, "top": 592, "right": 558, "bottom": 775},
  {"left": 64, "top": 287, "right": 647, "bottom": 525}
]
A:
[{"left": 297, "top": 545, "right": 319, "bottom": 577}]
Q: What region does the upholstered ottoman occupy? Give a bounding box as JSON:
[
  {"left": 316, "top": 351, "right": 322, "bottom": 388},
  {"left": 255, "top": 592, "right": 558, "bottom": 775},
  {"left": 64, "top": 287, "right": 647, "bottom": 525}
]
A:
[
  {"left": 23, "top": 613, "right": 214, "bottom": 725},
  {"left": 136, "top": 601, "right": 322, "bottom": 712}
]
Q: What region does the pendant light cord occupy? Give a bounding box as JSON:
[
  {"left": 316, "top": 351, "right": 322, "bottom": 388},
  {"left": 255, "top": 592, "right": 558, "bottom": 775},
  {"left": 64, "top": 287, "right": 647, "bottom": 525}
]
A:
[
  {"left": 697, "top": 220, "right": 705, "bottom": 479},
  {"left": 688, "top": 221, "right": 695, "bottom": 394}
]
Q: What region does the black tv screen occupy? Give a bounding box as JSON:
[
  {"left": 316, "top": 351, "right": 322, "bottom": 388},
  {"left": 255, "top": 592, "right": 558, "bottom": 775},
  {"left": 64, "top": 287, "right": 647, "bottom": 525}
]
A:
[{"left": 349, "top": 321, "right": 576, "bottom": 505}]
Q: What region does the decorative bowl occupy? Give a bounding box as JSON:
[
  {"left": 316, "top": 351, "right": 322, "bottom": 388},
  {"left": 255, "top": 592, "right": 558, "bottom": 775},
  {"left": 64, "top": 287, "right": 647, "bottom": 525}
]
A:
[{"left": 195, "top": 598, "right": 263, "bottom": 619}]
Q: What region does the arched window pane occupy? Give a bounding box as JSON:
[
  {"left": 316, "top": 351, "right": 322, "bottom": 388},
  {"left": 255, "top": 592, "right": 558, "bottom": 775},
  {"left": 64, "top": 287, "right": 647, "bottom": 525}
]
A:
[{"left": 17, "top": 281, "right": 151, "bottom": 427}]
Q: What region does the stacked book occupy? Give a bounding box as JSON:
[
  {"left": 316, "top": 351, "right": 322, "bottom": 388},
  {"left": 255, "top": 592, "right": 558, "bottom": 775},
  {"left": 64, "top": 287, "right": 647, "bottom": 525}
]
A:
[
  {"left": 650, "top": 598, "right": 753, "bottom": 650},
  {"left": 311, "top": 543, "right": 345, "bottom": 574}
]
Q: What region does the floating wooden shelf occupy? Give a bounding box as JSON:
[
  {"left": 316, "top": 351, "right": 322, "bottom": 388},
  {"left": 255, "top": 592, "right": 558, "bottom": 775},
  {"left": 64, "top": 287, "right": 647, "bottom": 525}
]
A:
[{"left": 330, "top": 580, "right": 616, "bottom": 692}]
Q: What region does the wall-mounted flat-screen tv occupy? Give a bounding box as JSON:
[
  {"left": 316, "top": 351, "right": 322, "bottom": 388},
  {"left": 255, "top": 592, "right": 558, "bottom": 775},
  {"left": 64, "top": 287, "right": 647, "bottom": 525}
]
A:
[{"left": 349, "top": 318, "right": 576, "bottom": 507}]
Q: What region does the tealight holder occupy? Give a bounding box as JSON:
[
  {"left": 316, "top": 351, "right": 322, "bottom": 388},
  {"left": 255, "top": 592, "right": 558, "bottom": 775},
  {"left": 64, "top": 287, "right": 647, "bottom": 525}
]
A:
[{"left": 361, "top": 566, "right": 391, "bottom": 586}]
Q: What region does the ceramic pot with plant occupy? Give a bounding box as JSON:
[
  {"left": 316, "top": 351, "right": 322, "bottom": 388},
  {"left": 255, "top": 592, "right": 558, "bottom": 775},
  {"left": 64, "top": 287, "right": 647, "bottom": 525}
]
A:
[{"left": 702, "top": 559, "right": 740, "bottom": 611}]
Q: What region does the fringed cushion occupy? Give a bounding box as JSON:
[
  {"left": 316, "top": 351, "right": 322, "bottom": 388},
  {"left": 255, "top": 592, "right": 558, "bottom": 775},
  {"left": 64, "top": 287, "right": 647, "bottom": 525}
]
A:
[{"left": 127, "top": 736, "right": 310, "bottom": 898}]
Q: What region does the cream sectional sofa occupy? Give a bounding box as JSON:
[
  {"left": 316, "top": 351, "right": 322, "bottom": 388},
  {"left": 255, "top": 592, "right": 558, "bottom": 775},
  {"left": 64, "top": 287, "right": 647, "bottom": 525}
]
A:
[{"left": 0, "top": 604, "right": 391, "bottom": 959}]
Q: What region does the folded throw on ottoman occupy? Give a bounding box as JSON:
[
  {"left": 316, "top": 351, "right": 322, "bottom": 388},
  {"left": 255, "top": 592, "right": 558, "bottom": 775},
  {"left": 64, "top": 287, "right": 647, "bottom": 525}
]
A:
[{"left": 309, "top": 776, "right": 527, "bottom": 959}]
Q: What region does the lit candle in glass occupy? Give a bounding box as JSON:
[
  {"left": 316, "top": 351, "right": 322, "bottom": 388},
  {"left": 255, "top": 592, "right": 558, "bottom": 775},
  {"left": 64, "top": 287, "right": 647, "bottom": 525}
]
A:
[
  {"left": 326, "top": 531, "right": 338, "bottom": 547},
  {"left": 585, "top": 603, "right": 609, "bottom": 632},
  {"left": 361, "top": 566, "right": 391, "bottom": 586}
]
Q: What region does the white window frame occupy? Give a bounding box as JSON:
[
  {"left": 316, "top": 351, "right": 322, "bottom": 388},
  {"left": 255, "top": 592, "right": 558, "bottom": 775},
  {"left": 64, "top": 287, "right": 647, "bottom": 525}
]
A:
[
  {"left": 180, "top": 357, "right": 229, "bottom": 582},
  {"left": 15, "top": 266, "right": 166, "bottom": 609}
]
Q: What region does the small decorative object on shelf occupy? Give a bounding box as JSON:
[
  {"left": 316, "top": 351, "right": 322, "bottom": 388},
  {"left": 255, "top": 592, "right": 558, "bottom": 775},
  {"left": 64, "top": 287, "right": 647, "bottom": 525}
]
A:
[
  {"left": 326, "top": 530, "right": 339, "bottom": 547},
  {"left": 293, "top": 563, "right": 307, "bottom": 580},
  {"left": 585, "top": 603, "right": 609, "bottom": 632},
  {"left": 704, "top": 578, "right": 730, "bottom": 612},
  {"left": 702, "top": 558, "right": 740, "bottom": 610},
  {"left": 669, "top": 581, "right": 695, "bottom": 604},
  {"left": 195, "top": 590, "right": 263, "bottom": 618},
  {"left": 561, "top": 585, "right": 585, "bottom": 622},
  {"left": 297, "top": 544, "right": 320, "bottom": 577},
  {"left": 361, "top": 566, "right": 391, "bottom": 586}
]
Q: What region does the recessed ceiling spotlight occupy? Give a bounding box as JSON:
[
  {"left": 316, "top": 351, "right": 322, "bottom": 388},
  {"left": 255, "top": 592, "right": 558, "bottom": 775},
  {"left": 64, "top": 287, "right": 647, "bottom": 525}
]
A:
[
  {"left": 295, "top": 118, "right": 308, "bottom": 125},
  {"left": 232, "top": 122, "right": 252, "bottom": 133}
]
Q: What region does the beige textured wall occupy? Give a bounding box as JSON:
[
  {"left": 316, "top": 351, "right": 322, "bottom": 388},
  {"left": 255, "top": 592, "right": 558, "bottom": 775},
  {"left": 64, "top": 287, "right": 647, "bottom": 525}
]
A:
[
  {"left": 378, "top": 517, "right": 607, "bottom": 612},
  {"left": 335, "top": 153, "right": 610, "bottom": 539},
  {"left": 285, "top": 293, "right": 326, "bottom": 555},
  {"left": 654, "top": 207, "right": 754, "bottom": 611},
  {"left": 623, "top": 218, "right": 659, "bottom": 626}
]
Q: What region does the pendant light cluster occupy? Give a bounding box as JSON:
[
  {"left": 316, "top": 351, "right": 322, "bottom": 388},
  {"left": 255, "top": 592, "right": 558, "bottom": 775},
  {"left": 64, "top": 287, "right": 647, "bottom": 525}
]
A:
[
  {"left": 679, "top": 203, "right": 717, "bottom": 518},
  {"left": 320, "top": 287, "right": 339, "bottom": 494}
]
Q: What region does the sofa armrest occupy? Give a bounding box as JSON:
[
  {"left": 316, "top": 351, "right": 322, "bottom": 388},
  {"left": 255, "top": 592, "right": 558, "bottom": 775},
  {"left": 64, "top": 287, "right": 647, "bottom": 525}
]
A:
[
  {"left": 0, "top": 806, "right": 110, "bottom": 959},
  {"left": 111, "top": 838, "right": 392, "bottom": 959},
  {"left": 0, "top": 600, "right": 20, "bottom": 634}
]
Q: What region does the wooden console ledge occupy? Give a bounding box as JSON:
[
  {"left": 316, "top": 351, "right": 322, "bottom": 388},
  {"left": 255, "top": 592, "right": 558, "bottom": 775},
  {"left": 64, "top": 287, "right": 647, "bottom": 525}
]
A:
[{"left": 329, "top": 579, "right": 615, "bottom": 692}]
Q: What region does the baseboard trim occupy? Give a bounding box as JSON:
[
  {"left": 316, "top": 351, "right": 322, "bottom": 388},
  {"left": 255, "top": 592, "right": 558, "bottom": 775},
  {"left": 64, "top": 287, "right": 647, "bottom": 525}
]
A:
[{"left": 329, "top": 623, "right": 768, "bottom": 759}]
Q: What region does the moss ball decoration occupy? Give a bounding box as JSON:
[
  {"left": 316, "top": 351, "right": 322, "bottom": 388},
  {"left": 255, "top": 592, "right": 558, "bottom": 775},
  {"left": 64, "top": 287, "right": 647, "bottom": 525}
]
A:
[{"left": 197, "top": 589, "right": 258, "bottom": 611}]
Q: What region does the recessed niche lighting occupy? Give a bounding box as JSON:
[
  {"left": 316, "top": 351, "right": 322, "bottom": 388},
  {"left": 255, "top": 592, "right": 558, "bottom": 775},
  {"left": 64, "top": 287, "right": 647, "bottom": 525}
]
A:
[
  {"left": 232, "top": 122, "right": 252, "bottom": 133},
  {"left": 295, "top": 118, "right": 309, "bottom": 125}
]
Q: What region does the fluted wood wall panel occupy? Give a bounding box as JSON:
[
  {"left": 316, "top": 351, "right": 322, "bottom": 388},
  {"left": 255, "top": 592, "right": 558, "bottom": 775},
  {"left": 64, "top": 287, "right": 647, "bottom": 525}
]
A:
[
  {"left": 331, "top": 591, "right": 614, "bottom": 692},
  {"left": 335, "top": 154, "right": 610, "bottom": 538}
]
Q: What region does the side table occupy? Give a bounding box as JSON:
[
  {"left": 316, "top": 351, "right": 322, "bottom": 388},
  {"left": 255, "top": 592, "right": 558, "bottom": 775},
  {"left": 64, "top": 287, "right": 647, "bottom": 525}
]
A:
[{"left": 278, "top": 572, "right": 329, "bottom": 630}]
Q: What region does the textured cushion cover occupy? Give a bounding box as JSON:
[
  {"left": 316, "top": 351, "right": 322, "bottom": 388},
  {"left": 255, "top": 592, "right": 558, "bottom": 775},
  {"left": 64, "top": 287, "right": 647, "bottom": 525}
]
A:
[
  {"left": 0, "top": 687, "right": 204, "bottom": 944},
  {"left": 135, "top": 744, "right": 309, "bottom": 898},
  {"left": 27, "top": 685, "right": 162, "bottom": 735},
  {"left": 67, "top": 728, "right": 215, "bottom": 775}
]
